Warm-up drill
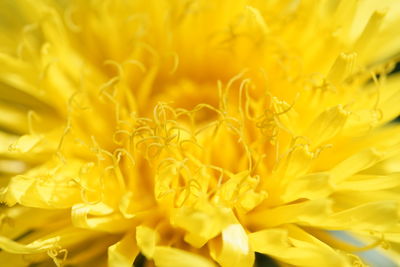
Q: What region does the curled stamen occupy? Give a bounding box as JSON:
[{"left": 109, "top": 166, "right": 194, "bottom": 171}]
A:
[
  {"left": 27, "top": 110, "right": 40, "bottom": 135},
  {"left": 17, "top": 23, "right": 39, "bottom": 59},
  {"left": 132, "top": 125, "right": 154, "bottom": 137},
  {"left": 179, "top": 139, "right": 203, "bottom": 154},
  {"left": 246, "top": 6, "right": 269, "bottom": 35},
  {"left": 39, "top": 59, "right": 58, "bottom": 83},
  {"left": 114, "top": 148, "right": 136, "bottom": 167},
  {"left": 239, "top": 78, "right": 251, "bottom": 120},
  {"left": 146, "top": 142, "right": 165, "bottom": 159},
  {"left": 64, "top": 6, "right": 81, "bottom": 33},
  {"left": 72, "top": 175, "right": 101, "bottom": 205},
  {"left": 290, "top": 136, "right": 311, "bottom": 147},
  {"left": 135, "top": 136, "right": 163, "bottom": 150},
  {"left": 138, "top": 42, "right": 159, "bottom": 61},
  {"left": 169, "top": 52, "right": 179, "bottom": 74},
  {"left": 157, "top": 157, "right": 180, "bottom": 173},
  {"left": 90, "top": 136, "right": 113, "bottom": 163},
  {"left": 346, "top": 253, "right": 364, "bottom": 267},
  {"left": 124, "top": 59, "right": 147, "bottom": 73},
  {"left": 194, "top": 120, "right": 219, "bottom": 136},
  {"left": 177, "top": 178, "right": 203, "bottom": 207},
  {"left": 244, "top": 82, "right": 260, "bottom": 121},
  {"left": 193, "top": 103, "right": 224, "bottom": 118},
  {"left": 99, "top": 76, "right": 120, "bottom": 98},
  {"left": 220, "top": 70, "right": 249, "bottom": 112},
  {"left": 113, "top": 130, "right": 131, "bottom": 145},
  {"left": 104, "top": 60, "right": 124, "bottom": 79},
  {"left": 68, "top": 91, "right": 90, "bottom": 112},
  {"left": 48, "top": 248, "right": 68, "bottom": 267},
  {"left": 204, "top": 164, "right": 232, "bottom": 196},
  {"left": 313, "top": 144, "right": 333, "bottom": 158}
]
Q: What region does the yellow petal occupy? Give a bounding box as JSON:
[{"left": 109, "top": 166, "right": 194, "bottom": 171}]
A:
[
  {"left": 272, "top": 97, "right": 300, "bottom": 134},
  {"left": 171, "top": 203, "right": 233, "bottom": 248},
  {"left": 0, "top": 101, "right": 29, "bottom": 134},
  {"left": 211, "top": 224, "right": 254, "bottom": 267},
  {"left": 71, "top": 203, "right": 132, "bottom": 233},
  {"left": 380, "top": 83, "right": 400, "bottom": 124},
  {"left": 249, "top": 225, "right": 351, "bottom": 267},
  {"left": 281, "top": 172, "right": 333, "bottom": 203},
  {"left": 331, "top": 148, "right": 383, "bottom": 183},
  {"left": 0, "top": 131, "right": 18, "bottom": 155},
  {"left": 0, "top": 208, "right": 71, "bottom": 243},
  {"left": 1, "top": 160, "right": 82, "bottom": 208},
  {"left": 332, "top": 189, "right": 400, "bottom": 209},
  {"left": 247, "top": 199, "right": 331, "bottom": 229},
  {"left": 336, "top": 173, "right": 400, "bottom": 191},
  {"left": 323, "top": 201, "right": 398, "bottom": 231},
  {"left": 304, "top": 105, "right": 349, "bottom": 148},
  {"left": 0, "top": 236, "right": 59, "bottom": 254},
  {"left": 360, "top": 73, "right": 400, "bottom": 124},
  {"left": 0, "top": 53, "right": 44, "bottom": 102},
  {"left": 108, "top": 232, "right": 138, "bottom": 267},
  {"left": 275, "top": 144, "right": 314, "bottom": 182},
  {"left": 354, "top": 10, "right": 386, "bottom": 62},
  {"left": 327, "top": 52, "right": 357, "bottom": 85},
  {"left": 135, "top": 225, "right": 159, "bottom": 259},
  {"left": 153, "top": 246, "right": 216, "bottom": 267}
]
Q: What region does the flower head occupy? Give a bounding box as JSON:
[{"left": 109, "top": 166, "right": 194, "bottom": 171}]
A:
[{"left": 1, "top": 0, "right": 400, "bottom": 266}]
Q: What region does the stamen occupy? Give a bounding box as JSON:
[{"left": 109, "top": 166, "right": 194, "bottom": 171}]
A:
[
  {"left": 64, "top": 6, "right": 81, "bottom": 33},
  {"left": 169, "top": 52, "right": 179, "bottom": 75},
  {"left": 48, "top": 247, "right": 68, "bottom": 267},
  {"left": 113, "top": 148, "right": 136, "bottom": 167},
  {"left": 27, "top": 110, "right": 40, "bottom": 135},
  {"left": 99, "top": 76, "right": 120, "bottom": 98},
  {"left": 124, "top": 59, "right": 147, "bottom": 73},
  {"left": 222, "top": 70, "right": 248, "bottom": 112},
  {"left": 246, "top": 6, "right": 269, "bottom": 35},
  {"left": 113, "top": 130, "right": 131, "bottom": 145},
  {"left": 17, "top": 23, "right": 39, "bottom": 59},
  {"left": 104, "top": 60, "right": 124, "bottom": 78},
  {"left": 239, "top": 78, "right": 251, "bottom": 120}
]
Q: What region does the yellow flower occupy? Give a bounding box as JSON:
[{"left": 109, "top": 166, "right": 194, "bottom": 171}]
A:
[{"left": 1, "top": 0, "right": 400, "bottom": 266}]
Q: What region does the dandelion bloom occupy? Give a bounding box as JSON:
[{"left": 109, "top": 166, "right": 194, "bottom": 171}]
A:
[{"left": 1, "top": 0, "right": 400, "bottom": 266}]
